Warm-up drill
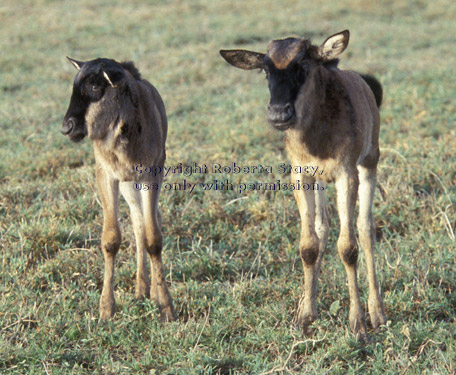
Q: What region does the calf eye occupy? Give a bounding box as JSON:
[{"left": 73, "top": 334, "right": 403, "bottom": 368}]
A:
[{"left": 91, "top": 85, "right": 101, "bottom": 92}]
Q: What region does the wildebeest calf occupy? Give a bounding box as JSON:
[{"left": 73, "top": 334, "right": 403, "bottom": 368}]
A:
[
  {"left": 220, "top": 30, "right": 386, "bottom": 341},
  {"left": 62, "top": 57, "right": 175, "bottom": 321}
]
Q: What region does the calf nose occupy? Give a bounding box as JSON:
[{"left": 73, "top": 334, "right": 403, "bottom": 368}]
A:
[
  {"left": 267, "top": 103, "right": 294, "bottom": 124},
  {"left": 61, "top": 118, "right": 75, "bottom": 135}
]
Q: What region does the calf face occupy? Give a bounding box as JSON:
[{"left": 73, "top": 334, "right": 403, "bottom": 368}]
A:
[
  {"left": 61, "top": 57, "right": 125, "bottom": 142},
  {"left": 220, "top": 30, "right": 349, "bottom": 130}
]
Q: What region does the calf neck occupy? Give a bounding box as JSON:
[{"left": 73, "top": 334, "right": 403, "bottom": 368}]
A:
[
  {"left": 220, "top": 30, "right": 386, "bottom": 341},
  {"left": 62, "top": 57, "right": 175, "bottom": 321}
]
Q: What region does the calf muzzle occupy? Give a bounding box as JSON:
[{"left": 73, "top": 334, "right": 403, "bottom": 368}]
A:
[
  {"left": 61, "top": 118, "right": 75, "bottom": 135},
  {"left": 61, "top": 117, "right": 87, "bottom": 142},
  {"left": 267, "top": 103, "right": 295, "bottom": 130}
]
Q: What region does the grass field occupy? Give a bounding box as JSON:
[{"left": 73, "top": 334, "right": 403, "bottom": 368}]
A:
[{"left": 1, "top": 0, "right": 455, "bottom": 373}]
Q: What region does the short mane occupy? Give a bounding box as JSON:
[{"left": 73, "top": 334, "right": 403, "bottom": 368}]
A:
[
  {"left": 322, "top": 59, "right": 340, "bottom": 69},
  {"left": 121, "top": 61, "right": 142, "bottom": 80}
]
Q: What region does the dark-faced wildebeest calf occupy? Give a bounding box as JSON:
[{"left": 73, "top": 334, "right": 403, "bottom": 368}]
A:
[
  {"left": 61, "top": 57, "right": 175, "bottom": 322},
  {"left": 220, "top": 30, "right": 386, "bottom": 341}
]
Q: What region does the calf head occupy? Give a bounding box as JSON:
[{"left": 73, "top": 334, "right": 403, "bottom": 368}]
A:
[
  {"left": 61, "top": 57, "right": 130, "bottom": 142},
  {"left": 220, "top": 30, "right": 350, "bottom": 130}
]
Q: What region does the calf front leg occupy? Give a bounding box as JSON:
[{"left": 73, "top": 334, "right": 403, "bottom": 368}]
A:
[
  {"left": 96, "top": 166, "right": 121, "bottom": 320},
  {"left": 335, "top": 170, "right": 369, "bottom": 342},
  {"left": 294, "top": 175, "right": 320, "bottom": 333}
]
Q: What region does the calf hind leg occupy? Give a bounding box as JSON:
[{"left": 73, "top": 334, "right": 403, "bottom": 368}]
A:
[
  {"left": 336, "top": 171, "right": 369, "bottom": 342},
  {"left": 142, "top": 184, "right": 176, "bottom": 322},
  {"left": 314, "top": 185, "right": 330, "bottom": 290},
  {"left": 119, "top": 182, "right": 150, "bottom": 301},
  {"left": 357, "top": 165, "right": 386, "bottom": 329},
  {"left": 120, "top": 181, "right": 175, "bottom": 322}
]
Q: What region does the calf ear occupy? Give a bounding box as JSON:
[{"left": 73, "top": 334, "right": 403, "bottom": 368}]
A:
[
  {"left": 318, "top": 30, "right": 350, "bottom": 61},
  {"left": 220, "top": 49, "right": 265, "bottom": 70},
  {"left": 66, "top": 57, "right": 85, "bottom": 70}
]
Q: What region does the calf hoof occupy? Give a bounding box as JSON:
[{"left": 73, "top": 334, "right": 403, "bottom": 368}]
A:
[
  {"left": 295, "top": 305, "right": 317, "bottom": 335},
  {"left": 159, "top": 305, "right": 176, "bottom": 323},
  {"left": 99, "top": 295, "right": 116, "bottom": 320},
  {"left": 297, "top": 317, "right": 316, "bottom": 336},
  {"left": 349, "top": 314, "right": 370, "bottom": 343},
  {"left": 368, "top": 300, "right": 387, "bottom": 329},
  {"left": 135, "top": 280, "right": 151, "bottom": 300}
]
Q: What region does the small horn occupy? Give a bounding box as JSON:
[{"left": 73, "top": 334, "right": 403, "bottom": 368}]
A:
[
  {"left": 103, "top": 71, "right": 117, "bottom": 88},
  {"left": 66, "top": 56, "right": 85, "bottom": 70}
]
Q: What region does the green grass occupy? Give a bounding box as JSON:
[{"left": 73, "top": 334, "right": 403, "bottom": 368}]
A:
[{"left": 1, "top": 0, "right": 455, "bottom": 373}]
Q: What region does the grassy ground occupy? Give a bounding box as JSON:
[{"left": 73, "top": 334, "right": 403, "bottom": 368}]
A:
[{"left": 1, "top": 0, "right": 455, "bottom": 373}]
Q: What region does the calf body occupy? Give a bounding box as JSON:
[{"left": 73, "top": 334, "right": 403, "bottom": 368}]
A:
[
  {"left": 62, "top": 57, "right": 175, "bottom": 321},
  {"left": 221, "top": 30, "right": 386, "bottom": 341}
]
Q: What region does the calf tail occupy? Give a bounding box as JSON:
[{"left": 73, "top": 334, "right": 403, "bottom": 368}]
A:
[{"left": 360, "top": 74, "right": 383, "bottom": 108}]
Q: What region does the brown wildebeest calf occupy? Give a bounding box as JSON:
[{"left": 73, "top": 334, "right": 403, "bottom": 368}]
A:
[
  {"left": 61, "top": 57, "right": 175, "bottom": 321},
  {"left": 220, "top": 30, "right": 386, "bottom": 341}
]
